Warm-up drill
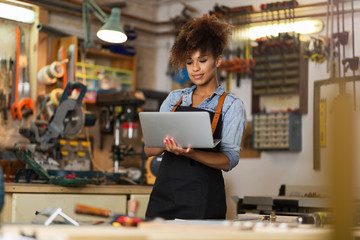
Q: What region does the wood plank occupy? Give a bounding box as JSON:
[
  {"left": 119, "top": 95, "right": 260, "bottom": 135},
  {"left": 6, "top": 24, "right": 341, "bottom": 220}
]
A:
[
  {"left": 313, "top": 81, "right": 321, "bottom": 170},
  {"left": 313, "top": 75, "right": 360, "bottom": 170},
  {"left": 86, "top": 49, "right": 135, "bottom": 61}
]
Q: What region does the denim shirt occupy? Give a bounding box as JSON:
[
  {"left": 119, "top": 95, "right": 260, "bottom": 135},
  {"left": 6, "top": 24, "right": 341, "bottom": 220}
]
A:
[{"left": 160, "top": 85, "right": 247, "bottom": 171}]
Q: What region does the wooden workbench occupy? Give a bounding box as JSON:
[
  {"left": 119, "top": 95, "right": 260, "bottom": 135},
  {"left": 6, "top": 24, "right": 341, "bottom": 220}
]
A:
[
  {"left": 0, "top": 222, "right": 333, "bottom": 240},
  {"left": 2, "top": 183, "right": 152, "bottom": 224},
  {"left": 0, "top": 184, "right": 338, "bottom": 240}
]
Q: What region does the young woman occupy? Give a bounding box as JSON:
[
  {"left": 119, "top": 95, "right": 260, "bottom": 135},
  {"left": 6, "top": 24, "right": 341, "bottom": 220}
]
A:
[{"left": 145, "top": 14, "right": 247, "bottom": 220}]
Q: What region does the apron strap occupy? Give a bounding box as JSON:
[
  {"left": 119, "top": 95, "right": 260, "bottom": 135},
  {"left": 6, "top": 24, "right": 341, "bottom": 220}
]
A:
[
  {"left": 171, "top": 96, "right": 183, "bottom": 112},
  {"left": 171, "top": 92, "right": 228, "bottom": 134},
  {"left": 211, "top": 92, "right": 227, "bottom": 134}
]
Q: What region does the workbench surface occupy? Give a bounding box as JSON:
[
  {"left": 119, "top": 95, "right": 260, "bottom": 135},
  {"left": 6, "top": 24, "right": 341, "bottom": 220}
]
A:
[
  {"left": 0, "top": 222, "right": 333, "bottom": 240},
  {"left": 4, "top": 183, "right": 153, "bottom": 194}
]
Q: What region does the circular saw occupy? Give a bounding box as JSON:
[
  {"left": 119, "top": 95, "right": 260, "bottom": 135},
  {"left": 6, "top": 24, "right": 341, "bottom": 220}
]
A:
[
  {"left": 20, "top": 82, "right": 95, "bottom": 151},
  {"left": 57, "top": 99, "right": 84, "bottom": 138}
]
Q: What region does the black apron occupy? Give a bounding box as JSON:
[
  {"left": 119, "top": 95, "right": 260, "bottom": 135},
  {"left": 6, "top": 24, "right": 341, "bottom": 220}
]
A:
[{"left": 145, "top": 105, "right": 226, "bottom": 220}]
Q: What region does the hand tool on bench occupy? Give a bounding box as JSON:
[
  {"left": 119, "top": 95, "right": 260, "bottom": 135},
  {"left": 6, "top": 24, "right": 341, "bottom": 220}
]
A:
[
  {"left": 33, "top": 208, "right": 79, "bottom": 226},
  {"left": 75, "top": 203, "right": 143, "bottom": 226}
]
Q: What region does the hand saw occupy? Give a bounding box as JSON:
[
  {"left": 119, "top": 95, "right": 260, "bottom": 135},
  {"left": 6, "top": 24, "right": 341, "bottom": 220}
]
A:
[
  {"left": 11, "top": 26, "right": 34, "bottom": 119},
  {"left": 10, "top": 27, "right": 20, "bottom": 119},
  {"left": 0, "top": 58, "right": 8, "bottom": 124}
]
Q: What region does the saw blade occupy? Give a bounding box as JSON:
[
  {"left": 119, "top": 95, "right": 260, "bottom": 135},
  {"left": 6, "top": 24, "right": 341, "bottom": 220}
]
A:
[{"left": 63, "top": 102, "right": 84, "bottom": 138}]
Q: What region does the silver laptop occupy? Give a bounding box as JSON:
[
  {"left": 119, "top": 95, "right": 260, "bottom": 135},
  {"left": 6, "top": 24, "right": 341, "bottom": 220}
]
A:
[{"left": 139, "top": 112, "right": 221, "bottom": 148}]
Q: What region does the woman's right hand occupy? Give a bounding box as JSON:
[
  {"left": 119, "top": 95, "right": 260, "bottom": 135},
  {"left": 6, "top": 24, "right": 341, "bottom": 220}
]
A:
[{"left": 163, "top": 137, "right": 191, "bottom": 155}]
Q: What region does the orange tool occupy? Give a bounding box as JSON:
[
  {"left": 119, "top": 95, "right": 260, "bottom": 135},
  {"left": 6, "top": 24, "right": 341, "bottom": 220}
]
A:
[
  {"left": 10, "top": 27, "right": 20, "bottom": 119},
  {"left": 75, "top": 203, "right": 143, "bottom": 227},
  {"left": 16, "top": 98, "right": 34, "bottom": 119},
  {"left": 11, "top": 26, "right": 34, "bottom": 119}
]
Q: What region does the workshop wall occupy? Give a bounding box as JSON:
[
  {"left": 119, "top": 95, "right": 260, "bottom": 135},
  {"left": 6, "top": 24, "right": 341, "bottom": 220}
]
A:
[
  {"left": 45, "top": 2, "right": 159, "bottom": 91},
  {"left": 0, "top": 0, "right": 161, "bottom": 174},
  {"left": 0, "top": 18, "right": 33, "bottom": 158},
  {"left": 38, "top": 2, "right": 161, "bottom": 172},
  {"left": 1, "top": 0, "right": 359, "bottom": 220},
  {"left": 155, "top": 0, "right": 360, "bottom": 218}
]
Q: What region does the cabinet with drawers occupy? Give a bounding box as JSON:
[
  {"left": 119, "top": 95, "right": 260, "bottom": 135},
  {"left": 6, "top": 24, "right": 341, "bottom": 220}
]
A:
[
  {"left": 1, "top": 184, "right": 152, "bottom": 224},
  {"left": 252, "top": 112, "right": 301, "bottom": 151}
]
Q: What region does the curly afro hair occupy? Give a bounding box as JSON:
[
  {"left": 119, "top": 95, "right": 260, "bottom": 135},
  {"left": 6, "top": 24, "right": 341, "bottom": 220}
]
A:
[{"left": 169, "top": 14, "right": 232, "bottom": 71}]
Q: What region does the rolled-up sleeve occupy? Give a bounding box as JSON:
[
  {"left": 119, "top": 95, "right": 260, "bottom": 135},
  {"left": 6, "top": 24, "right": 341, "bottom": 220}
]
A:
[
  {"left": 220, "top": 97, "right": 247, "bottom": 171},
  {"left": 159, "top": 92, "right": 173, "bottom": 112}
]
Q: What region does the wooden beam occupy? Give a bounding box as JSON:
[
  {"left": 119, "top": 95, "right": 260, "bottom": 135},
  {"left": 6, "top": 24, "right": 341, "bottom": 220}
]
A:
[{"left": 313, "top": 75, "right": 360, "bottom": 170}]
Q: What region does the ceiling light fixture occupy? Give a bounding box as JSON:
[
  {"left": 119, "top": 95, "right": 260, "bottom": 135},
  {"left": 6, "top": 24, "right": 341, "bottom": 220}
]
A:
[
  {"left": 247, "top": 19, "right": 324, "bottom": 40},
  {"left": 0, "top": 2, "right": 35, "bottom": 23},
  {"left": 83, "top": 0, "right": 127, "bottom": 49}
]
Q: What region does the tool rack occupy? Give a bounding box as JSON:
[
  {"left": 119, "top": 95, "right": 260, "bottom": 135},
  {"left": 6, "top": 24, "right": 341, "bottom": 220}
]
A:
[{"left": 252, "top": 39, "right": 308, "bottom": 115}]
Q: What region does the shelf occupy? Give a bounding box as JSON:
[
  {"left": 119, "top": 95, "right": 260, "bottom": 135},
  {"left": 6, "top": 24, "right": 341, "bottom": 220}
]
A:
[
  {"left": 86, "top": 48, "right": 135, "bottom": 61},
  {"left": 79, "top": 48, "right": 137, "bottom": 90},
  {"left": 75, "top": 62, "right": 133, "bottom": 102}
]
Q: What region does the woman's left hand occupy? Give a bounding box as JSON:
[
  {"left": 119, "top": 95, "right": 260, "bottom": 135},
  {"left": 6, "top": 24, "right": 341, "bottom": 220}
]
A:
[{"left": 163, "top": 137, "right": 191, "bottom": 155}]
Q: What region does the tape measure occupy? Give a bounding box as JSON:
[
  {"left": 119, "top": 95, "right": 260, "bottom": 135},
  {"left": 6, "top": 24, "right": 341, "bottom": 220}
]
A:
[{"left": 145, "top": 155, "right": 162, "bottom": 185}]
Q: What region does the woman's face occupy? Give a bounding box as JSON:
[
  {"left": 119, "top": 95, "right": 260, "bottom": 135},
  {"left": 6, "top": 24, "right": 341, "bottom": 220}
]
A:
[{"left": 185, "top": 49, "right": 222, "bottom": 87}]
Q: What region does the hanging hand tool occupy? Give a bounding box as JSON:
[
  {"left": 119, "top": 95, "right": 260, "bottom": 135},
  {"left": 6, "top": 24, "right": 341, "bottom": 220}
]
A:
[
  {"left": 336, "top": 0, "right": 348, "bottom": 82},
  {"left": 341, "top": 1, "right": 358, "bottom": 74},
  {"left": 349, "top": 0, "right": 358, "bottom": 110},
  {"left": 276, "top": 2, "right": 281, "bottom": 25},
  {"left": 335, "top": 0, "right": 342, "bottom": 83},
  {"left": 304, "top": 37, "right": 327, "bottom": 63},
  {"left": 0, "top": 57, "right": 8, "bottom": 124},
  {"left": 0, "top": 90, "right": 8, "bottom": 125},
  {"left": 325, "top": 0, "right": 330, "bottom": 72},
  {"left": 58, "top": 46, "right": 67, "bottom": 89},
  {"left": 11, "top": 26, "right": 34, "bottom": 119},
  {"left": 66, "top": 44, "right": 76, "bottom": 84},
  {"left": 328, "top": 0, "right": 335, "bottom": 76},
  {"left": 235, "top": 47, "right": 242, "bottom": 87},
  {"left": 342, "top": 58, "right": 359, "bottom": 74},
  {"left": 10, "top": 27, "right": 20, "bottom": 119},
  {"left": 0, "top": 57, "right": 6, "bottom": 86},
  {"left": 8, "top": 57, "right": 14, "bottom": 88},
  {"left": 17, "top": 26, "right": 34, "bottom": 119}
]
